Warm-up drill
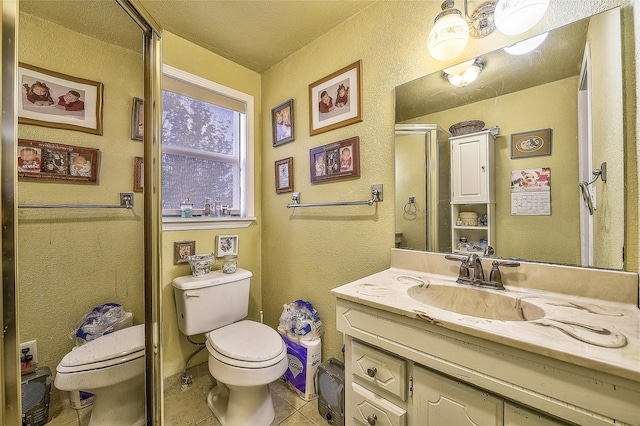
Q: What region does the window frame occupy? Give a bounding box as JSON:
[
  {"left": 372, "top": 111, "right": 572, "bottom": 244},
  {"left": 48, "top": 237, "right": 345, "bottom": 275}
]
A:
[{"left": 161, "top": 64, "right": 255, "bottom": 231}]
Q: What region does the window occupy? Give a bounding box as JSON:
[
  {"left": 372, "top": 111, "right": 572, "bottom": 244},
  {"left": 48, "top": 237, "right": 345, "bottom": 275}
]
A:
[{"left": 162, "top": 65, "right": 254, "bottom": 230}]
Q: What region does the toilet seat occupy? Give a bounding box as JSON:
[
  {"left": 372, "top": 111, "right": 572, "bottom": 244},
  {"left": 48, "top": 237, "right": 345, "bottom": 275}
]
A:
[
  {"left": 57, "top": 324, "right": 145, "bottom": 374},
  {"left": 206, "top": 320, "right": 286, "bottom": 369}
]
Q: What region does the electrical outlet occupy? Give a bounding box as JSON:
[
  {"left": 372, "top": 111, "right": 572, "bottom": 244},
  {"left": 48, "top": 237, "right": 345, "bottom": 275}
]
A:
[{"left": 20, "top": 340, "right": 38, "bottom": 366}]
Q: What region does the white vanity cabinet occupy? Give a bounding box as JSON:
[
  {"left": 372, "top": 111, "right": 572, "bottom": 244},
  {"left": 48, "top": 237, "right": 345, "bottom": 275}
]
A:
[
  {"left": 450, "top": 130, "right": 496, "bottom": 253},
  {"left": 336, "top": 298, "right": 637, "bottom": 426}
]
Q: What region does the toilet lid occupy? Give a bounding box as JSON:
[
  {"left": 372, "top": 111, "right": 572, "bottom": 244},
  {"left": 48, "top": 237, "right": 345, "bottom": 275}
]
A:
[
  {"left": 59, "top": 324, "right": 145, "bottom": 368},
  {"left": 206, "top": 320, "right": 284, "bottom": 362}
]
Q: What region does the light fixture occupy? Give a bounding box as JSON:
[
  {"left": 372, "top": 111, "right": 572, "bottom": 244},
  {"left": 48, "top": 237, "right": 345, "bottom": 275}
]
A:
[
  {"left": 443, "top": 57, "right": 485, "bottom": 87},
  {"left": 427, "top": 0, "right": 470, "bottom": 62},
  {"left": 494, "top": 0, "right": 550, "bottom": 35},
  {"left": 503, "top": 32, "right": 548, "bottom": 55}
]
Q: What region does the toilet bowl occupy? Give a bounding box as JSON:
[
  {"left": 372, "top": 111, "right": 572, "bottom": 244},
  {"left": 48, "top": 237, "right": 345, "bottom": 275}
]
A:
[
  {"left": 54, "top": 324, "right": 145, "bottom": 426},
  {"left": 205, "top": 320, "right": 288, "bottom": 426}
]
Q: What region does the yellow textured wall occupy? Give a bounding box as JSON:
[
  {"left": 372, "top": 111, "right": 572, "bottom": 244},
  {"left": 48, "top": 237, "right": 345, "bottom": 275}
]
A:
[
  {"left": 261, "top": 1, "right": 636, "bottom": 362},
  {"left": 17, "top": 13, "right": 144, "bottom": 405},
  {"left": 415, "top": 78, "right": 581, "bottom": 264},
  {"left": 160, "top": 32, "right": 263, "bottom": 378}
]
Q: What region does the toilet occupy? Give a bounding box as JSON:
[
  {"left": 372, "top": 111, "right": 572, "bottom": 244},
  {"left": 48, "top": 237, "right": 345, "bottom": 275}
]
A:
[
  {"left": 172, "top": 268, "right": 287, "bottom": 426},
  {"left": 54, "top": 324, "right": 145, "bottom": 426}
]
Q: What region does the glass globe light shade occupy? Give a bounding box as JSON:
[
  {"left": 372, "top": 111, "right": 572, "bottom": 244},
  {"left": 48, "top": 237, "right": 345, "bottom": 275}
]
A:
[
  {"left": 494, "top": 0, "right": 550, "bottom": 36},
  {"left": 428, "top": 11, "right": 469, "bottom": 62},
  {"left": 504, "top": 32, "right": 548, "bottom": 55},
  {"left": 443, "top": 58, "right": 484, "bottom": 88}
]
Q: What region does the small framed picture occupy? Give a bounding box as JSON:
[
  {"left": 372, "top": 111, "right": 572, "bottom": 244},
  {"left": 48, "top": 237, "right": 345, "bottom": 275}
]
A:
[
  {"left": 133, "top": 157, "right": 143, "bottom": 192},
  {"left": 18, "top": 139, "right": 100, "bottom": 184},
  {"left": 131, "top": 97, "right": 144, "bottom": 141},
  {"left": 510, "top": 128, "right": 552, "bottom": 159},
  {"left": 272, "top": 99, "right": 294, "bottom": 147},
  {"left": 18, "top": 63, "right": 103, "bottom": 135},
  {"left": 309, "top": 136, "right": 360, "bottom": 184},
  {"left": 215, "top": 235, "right": 239, "bottom": 257},
  {"left": 174, "top": 241, "right": 196, "bottom": 265},
  {"left": 275, "top": 157, "right": 293, "bottom": 194},
  {"left": 309, "top": 60, "right": 362, "bottom": 136}
]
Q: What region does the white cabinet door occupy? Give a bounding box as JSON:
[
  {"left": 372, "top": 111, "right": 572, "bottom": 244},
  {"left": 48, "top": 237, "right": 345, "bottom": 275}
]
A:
[
  {"left": 504, "top": 402, "right": 570, "bottom": 426},
  {"left": 451, "top": 131, "right": 493, "bottom": 203},
  {"left": 412, "top": 365, "right": 503, "bottom": 426}
]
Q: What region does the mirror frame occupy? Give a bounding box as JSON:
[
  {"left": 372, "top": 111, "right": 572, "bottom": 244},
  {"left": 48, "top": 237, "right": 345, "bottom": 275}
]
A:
[{"left": 1, "top": 1, "right": 164, "bottom": 424}]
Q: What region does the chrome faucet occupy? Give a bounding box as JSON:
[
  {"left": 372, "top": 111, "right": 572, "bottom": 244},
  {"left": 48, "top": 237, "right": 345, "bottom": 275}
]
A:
[
  {"left": 445, "top": 254, "right": 519, "bottom": 290},
  {"left": 468, "top": 254, "right": 485, "bottom": 282}
]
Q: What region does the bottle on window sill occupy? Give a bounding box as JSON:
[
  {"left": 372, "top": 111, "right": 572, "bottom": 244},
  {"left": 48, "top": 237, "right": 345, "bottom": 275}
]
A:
[
  {"left": 214, "top": 196, "right": 222, "bottom": 217},
  {"left": 181, "top": 198, "right": 193, "bottom": 218},
  {"left": 204, "top": 197, "right": 212, "bottom": 216}
]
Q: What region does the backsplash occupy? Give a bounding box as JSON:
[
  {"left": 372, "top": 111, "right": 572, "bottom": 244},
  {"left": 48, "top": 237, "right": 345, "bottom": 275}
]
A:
[{"left": 389, "top": 249, "right": 639, "bottom": 306}]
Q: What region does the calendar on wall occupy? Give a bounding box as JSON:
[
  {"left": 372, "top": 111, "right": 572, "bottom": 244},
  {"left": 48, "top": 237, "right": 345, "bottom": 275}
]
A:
[{"left": 510, "top": 167, "right": 551, "bottom": 216}]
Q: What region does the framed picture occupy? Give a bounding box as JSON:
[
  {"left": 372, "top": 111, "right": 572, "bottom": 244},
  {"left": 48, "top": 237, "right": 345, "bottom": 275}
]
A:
[
  {"left": 18, "top": 139, "right": 100, "bottom": 183},
  {"left": 275, "top": 157, "right": 294, "bottom": 194},
  {"left": 18, "top": 63, "right": 104, "bottom": 135},
  {"left": 272, "top": 99, "right": 295, "bottom": 146},
  {"left": 309, "top": 136, "right": 360, "bottom": 184},
  {"left": 174, "top": 241, "right": 196, "bottom": 265},
  {"left": 275, "top": 157, "right": 293, "bottom": 194},
  {"left": 131, "top": 97, "right": 144, "bottom": 141},
  {"left": 134, "top": 157, "right": 144, "bottom": 192},
  {"left": 216, "top": 235, "right": 239, "bottom": 257},
  {"left": 510, "top": 128, "right": 552, "bottom": 159},
  {"left": 309, "top": 60, "right": 362, "bottom": 136}
]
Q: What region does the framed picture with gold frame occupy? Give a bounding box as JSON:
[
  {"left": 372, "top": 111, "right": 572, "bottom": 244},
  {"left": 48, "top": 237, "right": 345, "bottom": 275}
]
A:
[
  {"left": 18, "top": 63, "right": 104, "bottom": 135},
  {"left": 309, "top": 60, "right": 362, "bottom": 136},
  {"left": 510, "top": 128, "right": 552, "bottom": 159}
]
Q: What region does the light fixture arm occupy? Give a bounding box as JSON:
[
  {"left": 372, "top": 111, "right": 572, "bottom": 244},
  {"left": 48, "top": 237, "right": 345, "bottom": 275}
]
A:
[{"left": 463, "top": 0, "right": 497, "bottom": 38}]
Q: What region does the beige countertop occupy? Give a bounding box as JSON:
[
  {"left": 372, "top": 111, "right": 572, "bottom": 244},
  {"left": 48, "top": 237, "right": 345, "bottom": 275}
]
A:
[{"left": 332, "top": 265, "right": 640, "bottom": 383}]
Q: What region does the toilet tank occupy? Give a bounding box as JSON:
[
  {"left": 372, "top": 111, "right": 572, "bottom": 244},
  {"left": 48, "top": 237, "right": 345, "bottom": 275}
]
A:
[{"left": 172, "top": 268, "right": 252, "bottom": 336}]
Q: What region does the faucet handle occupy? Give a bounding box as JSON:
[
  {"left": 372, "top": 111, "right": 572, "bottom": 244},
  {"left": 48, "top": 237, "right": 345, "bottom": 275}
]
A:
[
  {"left": 445, "top": 254, "right": 470, "bottom": 281},
  {"left": 489, "top": 260, "right": 520, "bottom": 288}
]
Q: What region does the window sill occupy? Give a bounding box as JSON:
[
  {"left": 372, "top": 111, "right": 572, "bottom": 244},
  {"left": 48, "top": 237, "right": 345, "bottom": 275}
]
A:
[{"left": 162, "top": 216, "right": 256, "bottom": 231}]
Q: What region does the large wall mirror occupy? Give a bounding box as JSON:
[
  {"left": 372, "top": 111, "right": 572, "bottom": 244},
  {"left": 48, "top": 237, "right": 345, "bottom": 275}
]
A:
[{"left": 395, "top": 7, "right": 624, "bottom": 270}]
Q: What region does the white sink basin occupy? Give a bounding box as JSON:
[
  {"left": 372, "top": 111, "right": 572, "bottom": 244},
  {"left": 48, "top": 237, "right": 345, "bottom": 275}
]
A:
[{"left": 407, "top": 284, "right": 545, "bottom": 321}]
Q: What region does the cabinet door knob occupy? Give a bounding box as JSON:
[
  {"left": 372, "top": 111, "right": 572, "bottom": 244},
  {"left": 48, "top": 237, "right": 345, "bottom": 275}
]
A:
[
  {"left": 367, "top": 414, "right": 377, "bottom": 425},
  {"left": 366, "top": 366, "right": 377, "bottom": 377},
  {"left": 481, "top": 165, "right": 486, "bottom": 171}
]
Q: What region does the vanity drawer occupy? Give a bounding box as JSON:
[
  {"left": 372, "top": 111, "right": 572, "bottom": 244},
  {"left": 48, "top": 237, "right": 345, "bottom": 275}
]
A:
[
  {"left": 351, "top": 382, "right": 406, "bottom": 426},
  {"left": 352, "top": 340, "right": 407, "bottom": 400}
]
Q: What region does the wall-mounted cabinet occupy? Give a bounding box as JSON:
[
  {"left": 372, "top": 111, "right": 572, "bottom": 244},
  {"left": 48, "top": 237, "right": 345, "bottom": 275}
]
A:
[{"left": 450, "top": 130, "right": 495, "bottom": 253}]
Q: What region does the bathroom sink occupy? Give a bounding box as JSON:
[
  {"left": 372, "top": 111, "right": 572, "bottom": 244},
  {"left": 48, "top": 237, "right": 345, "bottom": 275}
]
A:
[{"left": 407, "top": 284, "right": 545, "bottom": 321}]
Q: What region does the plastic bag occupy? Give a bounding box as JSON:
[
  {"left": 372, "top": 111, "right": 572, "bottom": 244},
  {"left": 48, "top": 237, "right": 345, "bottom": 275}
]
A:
[
  {"left": 71, "top": 303, "right": 132, "bottom": 345},
  {"left": 278, "top": 300, "right": 323, "bottom": 340}
]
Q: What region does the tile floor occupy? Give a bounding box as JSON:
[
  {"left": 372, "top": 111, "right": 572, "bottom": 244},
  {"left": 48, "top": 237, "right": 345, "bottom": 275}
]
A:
[{"left": 45, "top": 362, "right": 326, "bottom": 425}]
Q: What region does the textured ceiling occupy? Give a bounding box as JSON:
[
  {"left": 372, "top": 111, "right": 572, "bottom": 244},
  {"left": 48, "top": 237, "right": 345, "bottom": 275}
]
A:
[
  {"left": 138, "top": 0, "right": 376, "bottom": 72},
  {"left": 20, "top": 0, "right": 375, "bottom": 73}
]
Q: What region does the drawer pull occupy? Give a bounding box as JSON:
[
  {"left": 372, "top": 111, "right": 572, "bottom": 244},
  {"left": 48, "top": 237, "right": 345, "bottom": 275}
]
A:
[
  {"left": 366, "top": 366, "right": 377, "bottom": 378},
  {"left": 367, "top": 414, "right": 377, "bottom": 425}
]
